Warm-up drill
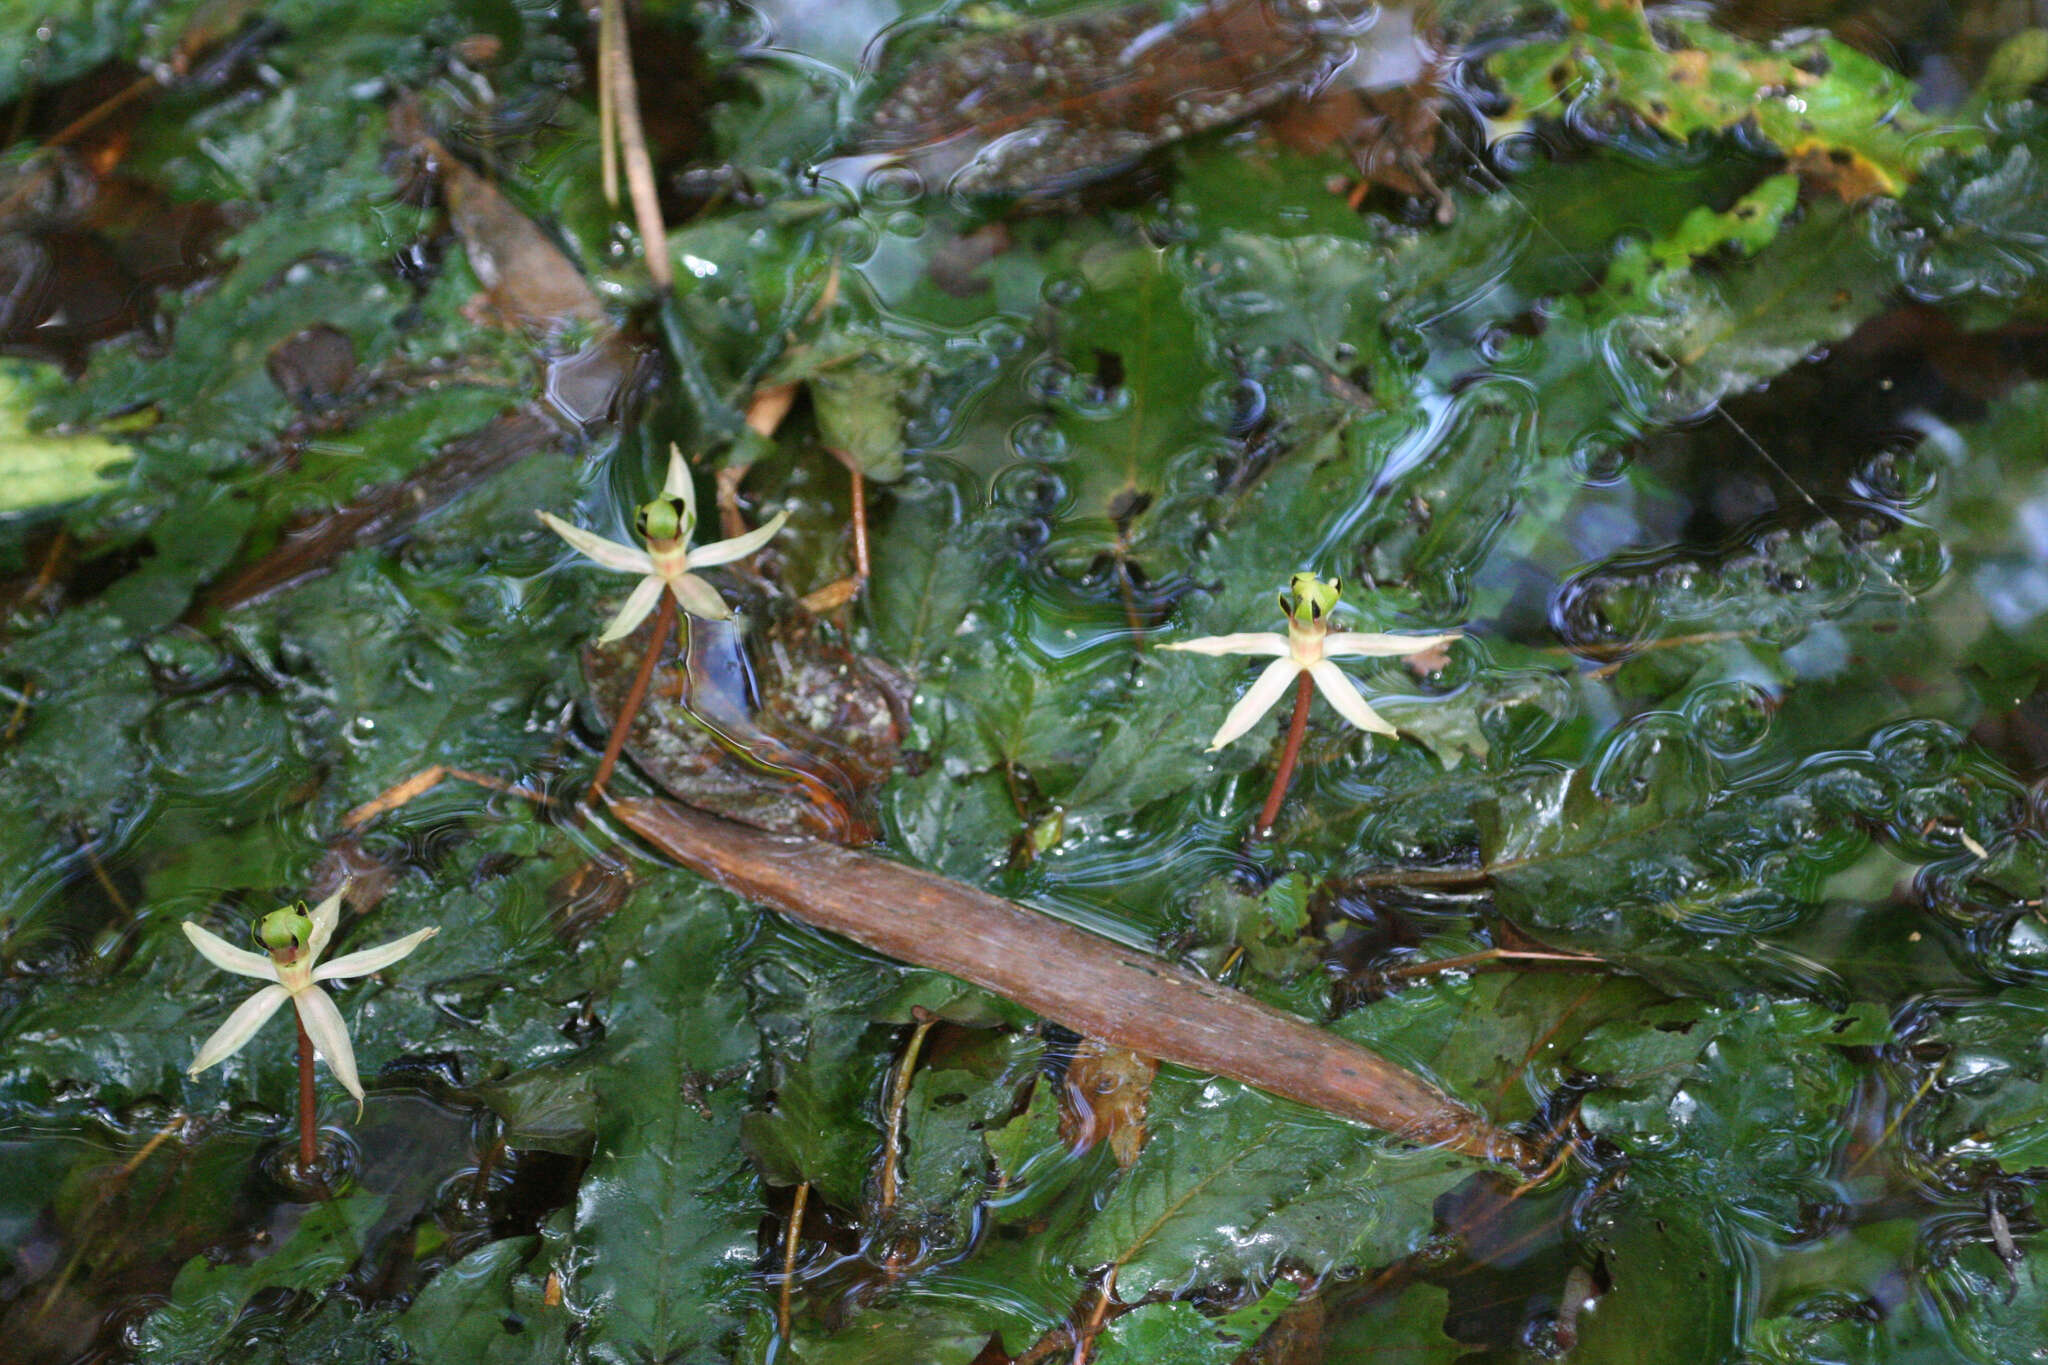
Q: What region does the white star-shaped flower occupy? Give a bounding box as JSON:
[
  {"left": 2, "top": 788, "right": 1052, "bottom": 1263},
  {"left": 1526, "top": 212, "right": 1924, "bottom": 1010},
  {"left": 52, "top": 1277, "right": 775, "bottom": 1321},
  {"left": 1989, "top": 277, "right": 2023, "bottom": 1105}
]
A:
[
  {"left": 538, "top": 445, "right": 788, "bottom": 641},
  {"left": 183, "top": 885, "right": 437, "bottom": 1116},
  {"left": 1163, "top": 573, "right": 1461, "bottom": 751}
]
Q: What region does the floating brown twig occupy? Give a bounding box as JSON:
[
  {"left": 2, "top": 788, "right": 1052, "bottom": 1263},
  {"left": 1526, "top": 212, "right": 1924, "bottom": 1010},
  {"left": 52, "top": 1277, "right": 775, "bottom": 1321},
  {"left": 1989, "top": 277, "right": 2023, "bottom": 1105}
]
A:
[{"left": 610, "top": 796, "right": 1538, "bottom": 1170}]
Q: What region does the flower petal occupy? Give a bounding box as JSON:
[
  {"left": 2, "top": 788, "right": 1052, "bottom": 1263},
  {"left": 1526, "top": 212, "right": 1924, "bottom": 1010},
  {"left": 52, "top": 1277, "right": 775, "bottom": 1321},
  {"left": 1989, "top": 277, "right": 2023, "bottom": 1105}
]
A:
[
  {"left": 315, "top": 926, "right": 439, "bottom": 982},
  {"left": 662, "top": 444, "right": 697, "bottom": 527},
  {"left": 294, "top": 986, "right": 365, "bottom": 1118},
  {"left": 595, "top": 574, "right": 666, "bottom": 644},
  {"left": 182, "top": 921, "right": 279, "bottom": 981},
  {"left": 187, "top": 984, "right": 290, "bottom": 1076},
  {"left": 1207, "top": 657, "right": 1302, "bottom": 751},
  {"left": 305, "top": 883, "right": 347, "bottom": 966},
  {"left": 1308, "top": 660, "right": 1398, "bottom": 737},
  {"left": 686, "top": 507, "right": 789, "bottom": 568},
  {"left": 1321, "top": 631, "right": 1461, "bottom": 659},
  {"left": 667, "top": 571, "right": 733, "bottom": 621},
  {"left": 537, "top": 511, "right": 656, "bottom": 575},
  {"left": 1159, "top": 632, "right": 1291, "bottom": 658}
]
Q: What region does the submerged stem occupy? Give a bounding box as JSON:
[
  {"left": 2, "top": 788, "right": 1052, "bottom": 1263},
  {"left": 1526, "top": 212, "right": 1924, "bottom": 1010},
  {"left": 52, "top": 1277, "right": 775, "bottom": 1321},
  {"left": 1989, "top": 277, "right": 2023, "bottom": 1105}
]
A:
[
  {"left": 1253, "top": 672, "right": 1314, "bottom": 839},
  {"left": 586, "top": 589, "right": 677, "bottom": 807}
]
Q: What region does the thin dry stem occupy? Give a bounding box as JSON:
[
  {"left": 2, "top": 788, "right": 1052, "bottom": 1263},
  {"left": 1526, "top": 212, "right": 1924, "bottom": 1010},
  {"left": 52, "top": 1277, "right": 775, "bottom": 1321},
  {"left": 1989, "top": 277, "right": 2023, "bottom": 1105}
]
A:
[
  {"left": 878, "top": 1008, "right": 937, "bottom": 1216},
  {"left": 81, "top": 839, "right": 131, "bottom": 920},
  {"left": 118, "top": 1115, "right": 188, "bottom": 1178},
  {"left": 596, "top": 3, "right": 618, "bottom": 205},
  {"left": 1070, "top": 1271, "right": 1117, "bottom": 1365},
  {"left": 343, "top": 764, "right": 550, "bottom": 829},
  {"left": 778, "top": 1180, "right": 809, "bottom": 1340},
  {"left": 2, "top": 681, "right": 33, "bottom": 742},
  {"left": 1382, "top": 947, "right": 1603, "bottom": 983},
  {"left": 848, "top": 463, "right": 871, "bottom": 586},
  {"left": 599, "top": 0, "right": 671, "bottom": 288}
]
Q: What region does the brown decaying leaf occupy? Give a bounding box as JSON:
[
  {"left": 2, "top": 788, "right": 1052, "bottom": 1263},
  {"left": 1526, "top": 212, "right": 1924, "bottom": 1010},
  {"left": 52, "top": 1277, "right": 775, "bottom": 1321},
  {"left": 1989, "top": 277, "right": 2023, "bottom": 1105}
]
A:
[
  {"left": 856, "top": 0, "right": 1356, "bottom": 194},
  {"left": 547, "top": 856, "right": 640, "bottom": 944},
  {"left": 1270, "top": 68, "right": 1452, "bottom": 216},
  {"left": 441, "top": 154, "right": 608, "bottom": 331},
  {"left": 611, "top": 795, "right": 1538, "bottom": 1170},
  {"left": 388, "top": 100, "right": 606, "bottom": 333},
  {"left": 1786, "top": 144, "right": 1895, "bottom": 204},
  {"left": 1059, "top": 1039, "right": 1156, "bottom": 1169}
]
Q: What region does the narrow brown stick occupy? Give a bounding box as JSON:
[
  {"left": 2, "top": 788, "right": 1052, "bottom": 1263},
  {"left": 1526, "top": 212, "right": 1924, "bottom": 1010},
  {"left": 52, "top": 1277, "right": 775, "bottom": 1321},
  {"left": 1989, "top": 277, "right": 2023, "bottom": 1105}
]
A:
[
  {"left": 3, "top": 680, "right": 33, "bottom": 742},
  {"left": 778, "top": 1180, "right": 809, "bottom": 1340},
  {"left": 1071, "top": 1271, "right": 1116, "bottom": 1365},
  {"left": 1382, "top": 948, "right": 1603, "bottom": 983},
  {"left": 878, "top": 1008, "right": 936, "bottom": 1216},
  {"left": 81, "top": 839, "right": 132, "bottom": 919},
  {"left": 1340, "top": 864, "right": 1494, "bottom": 889},
  {"left": 596, "top": 3, "right": 618, "bottom": 206},
  {"left": 610, "top": 797, "right": 1537, "bottom": 1169},
  {"left": 586, "top": 590, "right": 676, "bottom": 807},
  {"left": 600, "top": 0, "right": 672, "bottom": 289},
  {"left": 471, "top": 1133, "right": 504, "bottom": 1205},
  {"left": 848, "top": 463, "right": 870, "bottom": 586},
  {"left": 1253, "top": 672, "right": 1314, "bottom": 839},
  {"left": 30, "top": 528, "right": 69, "bottom": 598},
  {"left": 117, "top": 1115, "right": 188, "bottom": 1178},
  {"left": 344, "top": 764, "right": 550, "bottom": 829},
  {"left": 296, "top": 1012, "right": 318, "bottom": 1173},
  {"left": 15, "top": 72, "right": 155, "bottom": 167}
]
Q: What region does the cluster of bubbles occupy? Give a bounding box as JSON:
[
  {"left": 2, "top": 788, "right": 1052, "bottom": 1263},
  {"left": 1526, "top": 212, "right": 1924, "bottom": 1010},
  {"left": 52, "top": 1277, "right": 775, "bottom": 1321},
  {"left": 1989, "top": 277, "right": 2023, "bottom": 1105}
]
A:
[{"left": 1550, "top": 506, "right": 1950, "bottom": 655}]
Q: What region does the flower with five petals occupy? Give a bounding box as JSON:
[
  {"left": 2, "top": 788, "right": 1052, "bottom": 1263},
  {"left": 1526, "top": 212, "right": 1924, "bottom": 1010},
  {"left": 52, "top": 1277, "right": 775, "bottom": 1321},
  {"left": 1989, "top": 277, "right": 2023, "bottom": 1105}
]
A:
[
  {"left": 1162, "top": 573, "right": 1461, "bottom": 752},
  {"left": 183, "top": 886, "right": 437, "bottom": 1116},
  {"left": 537, "top": 445, "right": 788, "bottom": 641}
]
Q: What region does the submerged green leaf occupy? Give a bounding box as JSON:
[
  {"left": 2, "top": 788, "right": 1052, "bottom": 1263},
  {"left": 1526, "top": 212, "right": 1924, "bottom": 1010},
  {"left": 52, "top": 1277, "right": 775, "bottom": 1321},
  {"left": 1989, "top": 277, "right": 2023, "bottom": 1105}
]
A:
[{"left": 1070, "top": 1069, "right": 1477, "bottom": 1297}]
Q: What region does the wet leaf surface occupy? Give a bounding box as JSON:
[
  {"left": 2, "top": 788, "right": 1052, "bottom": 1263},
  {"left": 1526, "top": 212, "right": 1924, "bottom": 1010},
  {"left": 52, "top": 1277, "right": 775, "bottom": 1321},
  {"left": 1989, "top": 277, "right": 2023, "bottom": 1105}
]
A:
[{"left": 855, "top": 0, "right": 1375, "bottom": 196}]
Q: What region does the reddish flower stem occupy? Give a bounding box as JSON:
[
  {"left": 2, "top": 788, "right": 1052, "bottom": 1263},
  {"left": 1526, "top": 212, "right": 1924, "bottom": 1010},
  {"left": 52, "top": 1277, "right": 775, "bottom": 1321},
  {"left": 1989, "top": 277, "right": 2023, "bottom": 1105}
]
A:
[
  {"left": 295, "top": 1011, "right": 318, "bottom": 1173},
  {"left": 586, "top": 589, "right": 677, "bottom": 807},
  {"left": 1253, "top": 672, "right": 1314, "bottom": 839}
]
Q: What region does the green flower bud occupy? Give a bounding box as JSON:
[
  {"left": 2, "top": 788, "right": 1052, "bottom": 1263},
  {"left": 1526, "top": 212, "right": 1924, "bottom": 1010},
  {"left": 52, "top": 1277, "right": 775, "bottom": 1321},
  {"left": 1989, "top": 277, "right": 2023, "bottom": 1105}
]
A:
[
  {"left": 1281, "top": 572, "right": 1342, "bottom": 629},
  {"left": 634, "top": 494, "right": 692, "bottom": 545},
  {"left": 259, "top": 902, "right": 314, "bottom": 953}
]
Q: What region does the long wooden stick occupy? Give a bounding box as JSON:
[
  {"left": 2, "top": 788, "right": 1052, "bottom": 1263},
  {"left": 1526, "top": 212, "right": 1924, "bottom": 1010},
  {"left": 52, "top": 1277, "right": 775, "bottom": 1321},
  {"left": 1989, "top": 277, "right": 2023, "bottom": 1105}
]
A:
[{"left": 610, "top": 797, "right": 1536, "bottom": 1170}]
